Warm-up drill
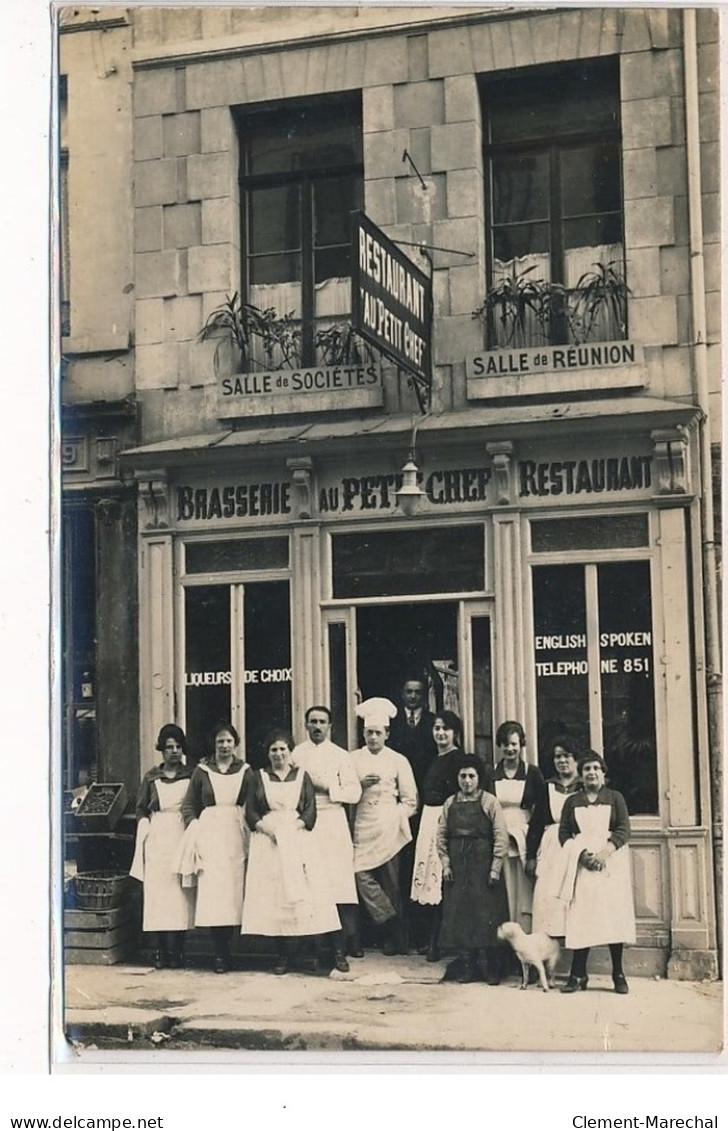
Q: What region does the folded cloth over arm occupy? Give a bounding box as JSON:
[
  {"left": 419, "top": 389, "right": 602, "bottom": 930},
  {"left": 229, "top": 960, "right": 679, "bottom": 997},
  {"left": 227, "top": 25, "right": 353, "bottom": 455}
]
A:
[{"left": 173, "top": 817, "right": 200, "bottom": 888}]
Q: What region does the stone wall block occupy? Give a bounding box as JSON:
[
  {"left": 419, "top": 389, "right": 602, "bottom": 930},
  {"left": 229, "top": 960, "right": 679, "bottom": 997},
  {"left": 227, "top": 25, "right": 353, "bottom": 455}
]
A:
[
  {"left": 364, "top": 129, "right": 411, "bottom": 180},
  {"left": 628, "top": 295, "right": 678, "bottom": 346},
  {"left": 201, "top": 8, "right": 233, "bottom": 40},
  {"left": 406, "top": 128, "right": 432, "bottom": 177},
  {"left": 444, "top": 74, "right": 479, "bottom": 124},
  {"left": 428, "top": 27, "right": 473, "bottom": 79},
  {"left": 202, "top": 198, "right": 236, "bottom": 246},
  {"left": 432, "top": 268, "right": 451, "bottom": 319},
  {"left": 201, "top": 107, "right": 235, "bottom": 154},
  {"left": 185, "top": 59, "right": 245, "bottom": 110},
  {"left": 135, "top": 298, "right": 165, "bottom": 346},
  {"left": 702, "top": 240, "right": 721, "bottom": 297},
  {"left": 343, "top": 41, "right": 367, "bottom": 90},
  {"left": 623, "top": 10, "right": 653, "bottom": 53},
  {"left": 395, "top": 174, "right": 446, "bottom": 225},
  {"left": 407, "top": 34, "right": 429, "bottom": 83},
  {"left": 656, "top": 148, "right": 688, "bottom": 198},
  {"left": 446, "top": 168, "right": 483, "bottom": 219},
  {"left": 134, "top": 69, "right": 178, "bottom": 118},
  {"left": 432, "top": 217, "right": 482, "bottom": 269},
  {"left": 529, "top": 13, "right": 563, "bottom": 65},
  {"left": 489, "top": 20, "right": 517, "bottom": 70},
  {"left": 625, "top": 246, "right": 661, "bottom": 299},
  {"left": 135, "top": 159, "right": 178, "bottom": 206},
  {"left": 624, "top": 197, "right": 675, "bottom": 248},
  {"left": 363, "top": 36, "right": 408, "bottom": 86},
  {"left": 364, "top": 86, "right": 395, "bottom": 134},
  {"left": 622, "top": 98, "right": 672, "bottom": 150},
  {"left": 186, "top": 152, "right": 235, "bottom": 202},
  {"left": 133, "top": 8, "right": 163, "bottom": 47},
  {"left": 134, "top": 116, "right": 163, "bottom": 162},
  {"left": 434, "top": 313, "right": 482, "bottom": 363},
  {"left": 449, "top": 263, "right": 484, "bottom": 317},
  {"left": 623, "top": 148, "right": 659, "bottom": 201},
  {"left": 136, "top": 250, "right": 181, "bottom": 298},
  {"left": 162, "top": 203, "right": 202, "bottom": 250},
  {"left": 697, "top": 8, "right": 719, "bottom": 44},
  {"left": 658, "top": 246, "right": 690, "bottom": 297},
  {"left": 701, "top": 192, "right": 720, "bottom": 243},
  {"left": 162, "top": 8, "right": 202, "bottom": 43},
  {"left": 577, "top": 7, "right": 605, "bottom": 59},
  {"left": 164, "top": 295, "right": 203, "bottom": 343},
  {"left": 430, "top": 121, "right": 480, "bottom": 173},
  {"left": 466, "top": 23, "right": 495, "bottom": 74},
  {"left": 394, "top": 81, "right": 445, "bottom": 130},
  {"left": 135, "top": 206, "right": 163, "bottom": 253},
  {"left": 135, "top": 342, "right": 179, "bottom": 390},
  {"left": 555, "top": 9, "right": 582, "bottom": 60},
  {"left": 704, "top": 291, "right": 721, "bottom": 342},
  {"left": 163, "top": 112, "right": 201, "bottom": 158},
  {"left": 699, "top": 90, "right": 720, "bottom": 140},
  {"left": 364, "top": 178, "right": 397, "bottom": 227},
  {"left": 699, "top": 141, "right": 720, "bottom": 194},
  {"left": 187, "top": 244, "right": 234, "bottom": 294}
]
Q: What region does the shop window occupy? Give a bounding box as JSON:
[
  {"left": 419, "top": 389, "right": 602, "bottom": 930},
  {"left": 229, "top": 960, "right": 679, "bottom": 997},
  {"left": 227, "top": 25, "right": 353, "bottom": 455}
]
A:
[
  {"left": 532, "top": 560, "right": 658, "bottom": 815},
  {"left": 237, "top": 96, "right": 363, "bottom": 369},
  {"left": 185, "top": 536, "right": 289, "bottom": 574},
  {"left": 332, "top": 526, "right": 485, "bottom": 598},
  {"left": 184, "top": 586, "right": 232, "bottom": 763},
  {"left": 480, "top": 58, "right": 625, "bottom": 349},
  {"left": 62, "top": 503, "right": 97, "bottom": 789}
]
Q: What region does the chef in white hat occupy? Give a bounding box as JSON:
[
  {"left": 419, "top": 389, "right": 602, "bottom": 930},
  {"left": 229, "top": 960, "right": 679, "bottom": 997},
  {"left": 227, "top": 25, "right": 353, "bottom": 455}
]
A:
[{"left": 351, "top": 697, "right": 418, "bottom": 956}]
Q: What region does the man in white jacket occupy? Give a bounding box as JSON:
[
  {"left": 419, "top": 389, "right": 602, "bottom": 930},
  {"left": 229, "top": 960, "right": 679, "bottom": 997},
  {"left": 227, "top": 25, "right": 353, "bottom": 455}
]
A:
[
  {"left": 351, "top": 698, "right": 419, "bottom": 956},
  {"left": 292, "top": 705, "right": 362, "bottom": 969}
]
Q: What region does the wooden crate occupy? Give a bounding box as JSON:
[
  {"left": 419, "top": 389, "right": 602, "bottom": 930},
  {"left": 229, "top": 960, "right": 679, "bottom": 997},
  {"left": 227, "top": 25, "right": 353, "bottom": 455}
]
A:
[{"left": 63, "top": 894, "right": 140, "bottom": 966}]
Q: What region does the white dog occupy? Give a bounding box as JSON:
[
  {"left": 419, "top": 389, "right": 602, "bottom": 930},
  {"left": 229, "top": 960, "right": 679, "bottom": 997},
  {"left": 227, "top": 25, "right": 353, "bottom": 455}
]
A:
[{"left": 496, "top": 922, "right": 561, "bottom": 992}]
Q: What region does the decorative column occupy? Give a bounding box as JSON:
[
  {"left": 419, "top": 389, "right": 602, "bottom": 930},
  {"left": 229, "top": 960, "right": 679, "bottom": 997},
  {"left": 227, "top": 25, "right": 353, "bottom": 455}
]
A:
[{"left": 136, "top": 471, "right": 175, "bottom": 775}]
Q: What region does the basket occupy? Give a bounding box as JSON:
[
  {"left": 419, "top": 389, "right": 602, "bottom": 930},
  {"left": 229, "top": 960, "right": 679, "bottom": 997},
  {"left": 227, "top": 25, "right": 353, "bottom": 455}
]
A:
[{"left": 75, "top": 871, "right": 129, "bottom": 911}]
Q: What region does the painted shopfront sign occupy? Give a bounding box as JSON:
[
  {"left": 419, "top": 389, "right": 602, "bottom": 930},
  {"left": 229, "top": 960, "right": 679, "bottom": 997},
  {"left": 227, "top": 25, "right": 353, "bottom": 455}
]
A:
[
  {"left": 174, "top": 446, "right": 654, "bottom": 524},
  {"left": 466, "top": 341, "right": 646, "bottom": 400},
  {"left": 220, "top": 364, "right": 380, "bottom": 399}
]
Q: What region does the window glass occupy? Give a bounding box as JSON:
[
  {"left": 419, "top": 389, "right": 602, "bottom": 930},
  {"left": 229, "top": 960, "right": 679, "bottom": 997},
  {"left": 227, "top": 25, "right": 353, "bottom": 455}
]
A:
[
  {"left": 184, "top": 586, "right": 231, "bottom": 763},
  {"left": 62, "top": 505, "right": 98, "bottom": 788},
  {"left": 561, "top": 142, "right": 622, "bottom": 217},
  {"left": 185, "top": 537, "right": 289, "bottom": 575},
  {"left": 531, "top": 514, "right": 648, "bottom": 553},
  {"left": 471, "top": 616, "right": 493, "bottom": 766},
  {"left": 493, "top": 153, "right": 550, "bottom": 225},
  {"left": 332, "top": 526, "right": 485, "bottom": 598},
  {"left": 327, "top": 622, "right": 348, "bottom": 749},
  {"left": 248, "top": 185, "right": 301, "bottom": 256},
  {"left": 243, "top": 581, "right": 292, "bottom": 768},
  {"left": 598, "top": 562, "right": 658, "bottom": 814},
  {"left": 533, "top": 564, "right": 589, "bottom": 763}
]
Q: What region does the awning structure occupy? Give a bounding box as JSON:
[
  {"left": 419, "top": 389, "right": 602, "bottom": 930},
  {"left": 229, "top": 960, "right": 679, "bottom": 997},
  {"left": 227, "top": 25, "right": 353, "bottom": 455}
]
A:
[{"left": 122, "top": 396, "right": 699, "bottom": 472}]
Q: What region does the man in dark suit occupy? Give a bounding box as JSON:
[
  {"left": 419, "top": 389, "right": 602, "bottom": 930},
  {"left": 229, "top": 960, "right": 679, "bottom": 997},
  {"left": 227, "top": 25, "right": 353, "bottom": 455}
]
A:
[{"left": 388, "top": 675, "right": 438, "bottom": 951}]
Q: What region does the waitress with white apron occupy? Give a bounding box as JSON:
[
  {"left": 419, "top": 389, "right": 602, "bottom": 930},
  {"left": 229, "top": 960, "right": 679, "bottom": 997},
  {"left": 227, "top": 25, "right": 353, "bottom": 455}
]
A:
[
  {"left": 131, "top": 723, "right": 194, "bottom": 968},
  {"left": 180, "top": 722, "right": 250, "bottom": 973},
  {"left": 558, "top": 751, "right": 635, "bottom": 994},
  {"left": 491, "top": 721, "right": 547, "bottom": 943},
  {"left": 242, "top": 729, "right": 340, "bottom": 975},
  {"left": 530, "top": 735, "right": 583, "bottom": 937}
]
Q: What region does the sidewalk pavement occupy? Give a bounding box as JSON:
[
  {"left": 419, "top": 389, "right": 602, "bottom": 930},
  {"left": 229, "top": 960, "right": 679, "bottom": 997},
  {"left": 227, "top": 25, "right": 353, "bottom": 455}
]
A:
[{"left": 62, "top": 951, "right": 724, "bottom": 1059}]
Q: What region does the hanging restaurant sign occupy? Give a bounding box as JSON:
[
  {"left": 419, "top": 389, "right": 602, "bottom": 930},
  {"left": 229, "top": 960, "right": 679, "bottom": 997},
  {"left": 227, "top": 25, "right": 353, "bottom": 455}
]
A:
[{"left": 351, "top": 211, "right": 432, "bottom": 390}]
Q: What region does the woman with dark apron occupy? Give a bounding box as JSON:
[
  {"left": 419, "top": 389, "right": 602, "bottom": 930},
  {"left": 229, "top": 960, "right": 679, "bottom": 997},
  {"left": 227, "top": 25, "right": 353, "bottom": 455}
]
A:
[{"left": 436, "top": 755, "right": 509, "bottom": 984}]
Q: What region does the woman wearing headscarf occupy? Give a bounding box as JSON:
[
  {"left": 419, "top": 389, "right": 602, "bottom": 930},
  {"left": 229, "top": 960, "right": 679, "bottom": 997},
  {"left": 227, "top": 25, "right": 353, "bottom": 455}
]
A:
[
  {"left": 180, "top": 721, "right": 250, "bottom": 973},
  {"left": 436, "top": 754, "right": 509, "bottom": 983},
  {"left": 131, "top": 723, "right": 193, "bottom": 968}
]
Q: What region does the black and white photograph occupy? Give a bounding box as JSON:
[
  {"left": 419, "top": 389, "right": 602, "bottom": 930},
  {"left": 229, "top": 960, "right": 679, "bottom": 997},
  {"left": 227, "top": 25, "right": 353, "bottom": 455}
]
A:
[{"left": 52, "top": 1, "right": 724, "bottom": 1067}]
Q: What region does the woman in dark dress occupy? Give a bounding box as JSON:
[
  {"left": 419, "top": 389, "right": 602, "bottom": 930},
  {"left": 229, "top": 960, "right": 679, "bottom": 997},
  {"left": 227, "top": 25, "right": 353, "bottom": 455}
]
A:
[
  {"left": 410, "top": 710, "right": 464, "bottom": 962},
  {"left": 436, "top": 754, "right": 509, "bottom": 984}
]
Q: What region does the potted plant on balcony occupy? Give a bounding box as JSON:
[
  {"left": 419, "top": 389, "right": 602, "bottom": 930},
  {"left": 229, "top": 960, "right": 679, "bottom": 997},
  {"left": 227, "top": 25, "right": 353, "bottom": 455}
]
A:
[
  {"left": 314, "top": 321, "right": 374, "bottom": 366},
  {"left": 198, "top": 292, "right": 301, "bottom": 373},
  {"left": 473, "top": 260, "right": 629, "bottom": 348}
]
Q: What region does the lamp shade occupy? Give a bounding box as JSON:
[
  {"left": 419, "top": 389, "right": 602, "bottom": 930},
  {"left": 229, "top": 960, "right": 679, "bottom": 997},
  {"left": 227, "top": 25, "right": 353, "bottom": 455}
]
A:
[{"left": 395, "top": 456, "right": 425, "bottom": 516}]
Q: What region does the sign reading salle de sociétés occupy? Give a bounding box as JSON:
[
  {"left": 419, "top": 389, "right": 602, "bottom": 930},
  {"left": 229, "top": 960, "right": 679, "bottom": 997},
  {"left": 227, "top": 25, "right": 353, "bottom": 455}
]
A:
[{"left": 351, "top": 211, "right": 432, "bottom": 385}]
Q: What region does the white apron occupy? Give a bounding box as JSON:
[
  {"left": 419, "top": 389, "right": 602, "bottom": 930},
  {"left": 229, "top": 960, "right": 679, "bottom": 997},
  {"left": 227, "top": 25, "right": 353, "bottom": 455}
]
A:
[
  {"left": 309, "top": 794, "right": 358, "bottom": 904},
  {"left": 353, "top": 752, "right": 412, "bottom": 872},
  {"left": 410, "top": 804, "right": 443, "bottom": 905},
  {"left": 140, "top": 778, "right": 195, "bottom": 932},
  {"left": 242, "top": 773, "right": 341, "bottom": 937},
  {"left": 564, "top": 803, "right": 636, "bottom": 950},
  {"left": 194, "top": 764, "right": 249, "bottom": 928},
  {"left": 495, "top": 777, "right": 533, "bottom": 930},
  {"left": 531, "top": 785, "right": 571, "bottom": 937}
]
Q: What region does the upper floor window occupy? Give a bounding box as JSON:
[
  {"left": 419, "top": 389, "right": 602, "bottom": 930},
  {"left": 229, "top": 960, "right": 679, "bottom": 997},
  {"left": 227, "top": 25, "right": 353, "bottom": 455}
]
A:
[
  {"left": 480, "top": 59, "right": 625, "bottom": 350},
  {"left": 237, "top": 96, "right": 364, "bottom": 370}
]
